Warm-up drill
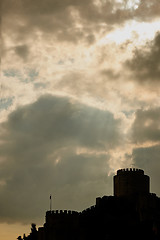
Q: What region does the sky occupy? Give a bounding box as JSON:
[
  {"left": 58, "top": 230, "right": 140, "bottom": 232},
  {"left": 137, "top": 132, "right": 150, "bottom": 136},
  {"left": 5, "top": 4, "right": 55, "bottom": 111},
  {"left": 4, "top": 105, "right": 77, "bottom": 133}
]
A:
[{"left": 1, "top": 0, "right": 160, "bottom": 239}]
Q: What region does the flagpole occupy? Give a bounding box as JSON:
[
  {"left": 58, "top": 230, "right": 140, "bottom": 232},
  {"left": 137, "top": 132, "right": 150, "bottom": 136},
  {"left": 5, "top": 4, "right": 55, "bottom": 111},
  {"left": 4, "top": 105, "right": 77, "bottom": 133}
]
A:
[{"left": 50, "top": 194, "right": 52, "bottom": 212}]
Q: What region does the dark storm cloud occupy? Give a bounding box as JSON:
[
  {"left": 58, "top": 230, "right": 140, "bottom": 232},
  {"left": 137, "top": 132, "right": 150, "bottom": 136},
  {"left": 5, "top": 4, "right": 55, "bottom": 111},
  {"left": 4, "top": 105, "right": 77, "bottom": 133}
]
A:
[
  {"left": 2, "top": 0, "right": 160, "bottom": 45},
  {"left": 126, "top": 32, "right": 160, "bottom": 82},
  {"left": 0, "top": 94, "right": 121, "bottom": 223},
  {"left": 132, "top": 145, "right": 160, "bottom": 196},
  {"left": 131, "top": 107, "right": 160, "bottom": 143},
  {"left": 2, "top": 0, "right": 134, "bottom": 45}
]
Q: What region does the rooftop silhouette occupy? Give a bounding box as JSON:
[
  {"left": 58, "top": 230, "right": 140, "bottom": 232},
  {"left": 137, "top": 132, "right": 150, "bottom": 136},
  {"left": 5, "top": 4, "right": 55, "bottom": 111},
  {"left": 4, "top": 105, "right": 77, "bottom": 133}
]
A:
[{"left": 17, "top": 168, "right": 160, "bottom": 240}]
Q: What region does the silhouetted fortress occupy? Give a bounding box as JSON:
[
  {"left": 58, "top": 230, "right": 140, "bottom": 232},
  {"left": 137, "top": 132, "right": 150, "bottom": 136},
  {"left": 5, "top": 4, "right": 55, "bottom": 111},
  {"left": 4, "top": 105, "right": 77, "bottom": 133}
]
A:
[{"left": 18, "top": 169, "right": 160, "bottom": 240}]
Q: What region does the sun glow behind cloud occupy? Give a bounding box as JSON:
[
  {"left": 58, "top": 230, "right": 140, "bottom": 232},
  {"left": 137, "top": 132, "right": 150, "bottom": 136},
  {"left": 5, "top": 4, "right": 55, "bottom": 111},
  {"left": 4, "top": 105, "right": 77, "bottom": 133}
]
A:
[{"left": 99, "top": 20, "right": 160, "bottom": 45}]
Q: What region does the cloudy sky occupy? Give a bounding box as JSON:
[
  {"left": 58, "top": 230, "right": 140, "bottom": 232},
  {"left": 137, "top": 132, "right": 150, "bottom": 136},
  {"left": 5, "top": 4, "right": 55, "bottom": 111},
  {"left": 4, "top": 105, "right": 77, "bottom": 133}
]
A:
[{"left": 1, "top": 0, "right": 160, "bottom": 239}]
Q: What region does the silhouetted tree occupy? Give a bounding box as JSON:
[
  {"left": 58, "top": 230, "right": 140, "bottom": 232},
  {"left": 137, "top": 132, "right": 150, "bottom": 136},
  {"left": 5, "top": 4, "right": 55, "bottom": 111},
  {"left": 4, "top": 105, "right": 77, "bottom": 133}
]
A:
[
  {"left": 29, "top": 223, "right": 38, "bottom": 240},
  {"left": 17, "top": 236, "right": 23, "bottom": 240},
  {"left": 23, "top": 233, "right": 27, "bottom": 240},
  {"left": 31, "top": 223, "right": 37, "bottom": 233}
]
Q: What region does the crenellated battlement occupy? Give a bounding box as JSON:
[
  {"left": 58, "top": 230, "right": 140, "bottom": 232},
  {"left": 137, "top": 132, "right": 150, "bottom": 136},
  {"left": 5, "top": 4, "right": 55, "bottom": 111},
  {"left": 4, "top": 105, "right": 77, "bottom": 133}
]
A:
[
  {"left": 45, "top": 210, "right": 79, "bottom": 226},
  {"left": 46, "top": 210, "right": 79, "bottom": 216},
  {"left": 117, "top": 168, "right": 144, "bottom": 175}
]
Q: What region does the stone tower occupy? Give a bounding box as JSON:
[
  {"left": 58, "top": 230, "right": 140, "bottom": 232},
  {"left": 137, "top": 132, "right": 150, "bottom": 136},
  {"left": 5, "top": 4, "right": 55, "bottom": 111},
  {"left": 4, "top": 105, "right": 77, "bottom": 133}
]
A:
[{"left": 114, "top": 168, "right": 150, "bottom": 197}]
